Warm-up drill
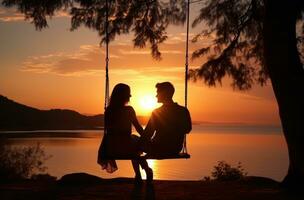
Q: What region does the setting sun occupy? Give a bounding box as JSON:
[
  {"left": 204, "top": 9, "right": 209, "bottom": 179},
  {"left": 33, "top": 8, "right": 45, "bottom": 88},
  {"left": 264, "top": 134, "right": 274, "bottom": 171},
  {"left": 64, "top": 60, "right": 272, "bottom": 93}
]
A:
[{"left": 138, "top": 94, "right": 158, "bottom": 114}]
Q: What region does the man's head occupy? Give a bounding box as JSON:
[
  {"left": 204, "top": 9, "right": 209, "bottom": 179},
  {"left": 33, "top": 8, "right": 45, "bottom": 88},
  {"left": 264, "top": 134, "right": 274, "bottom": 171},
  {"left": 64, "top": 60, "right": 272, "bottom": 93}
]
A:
[{"left": 155, "top": 82, "right": 175, "bottom": 103}]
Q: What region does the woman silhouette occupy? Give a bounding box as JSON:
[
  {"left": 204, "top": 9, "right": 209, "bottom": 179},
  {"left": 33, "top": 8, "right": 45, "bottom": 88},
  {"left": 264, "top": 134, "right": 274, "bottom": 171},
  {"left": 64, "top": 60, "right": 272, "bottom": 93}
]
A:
[{"left": 98, "top": 83, "right": 153, "bottom": 183}]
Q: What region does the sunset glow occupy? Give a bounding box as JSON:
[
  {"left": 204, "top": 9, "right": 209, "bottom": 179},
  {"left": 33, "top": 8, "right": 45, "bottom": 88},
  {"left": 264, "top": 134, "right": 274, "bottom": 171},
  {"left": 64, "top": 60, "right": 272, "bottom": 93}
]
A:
[
  {"left": 138, "top": 94, "right": 158, "bottom": 114},
  {"left": 0, "top": 3, "right": 291, "bottom": 196},
  {"left": 0, "top": 5, "right": 281, "bottom": 125}
]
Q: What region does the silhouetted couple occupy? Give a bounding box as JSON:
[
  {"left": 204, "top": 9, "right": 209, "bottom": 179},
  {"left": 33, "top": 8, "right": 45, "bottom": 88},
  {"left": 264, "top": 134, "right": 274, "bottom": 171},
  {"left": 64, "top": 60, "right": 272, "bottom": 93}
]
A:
[{"left": 98, "top": 82, "right": 191, "bottom": 184}]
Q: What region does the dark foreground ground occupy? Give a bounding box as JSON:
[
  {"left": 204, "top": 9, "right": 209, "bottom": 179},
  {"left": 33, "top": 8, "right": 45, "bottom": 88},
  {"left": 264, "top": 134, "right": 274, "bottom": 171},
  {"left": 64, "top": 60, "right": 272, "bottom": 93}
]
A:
[{"left": 0, "top": 173, "right": 303, "bottom": 200}]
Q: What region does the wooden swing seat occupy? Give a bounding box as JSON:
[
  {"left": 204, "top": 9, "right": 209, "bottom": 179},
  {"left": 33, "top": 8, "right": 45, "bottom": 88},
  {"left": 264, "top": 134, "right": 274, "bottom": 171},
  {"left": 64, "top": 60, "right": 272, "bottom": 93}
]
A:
[
  {"left": 102, "top": 152, "right": 190, "bottom": 160},
  {"left": 142, "top": 152, "right": 190, "bottom": 160}
]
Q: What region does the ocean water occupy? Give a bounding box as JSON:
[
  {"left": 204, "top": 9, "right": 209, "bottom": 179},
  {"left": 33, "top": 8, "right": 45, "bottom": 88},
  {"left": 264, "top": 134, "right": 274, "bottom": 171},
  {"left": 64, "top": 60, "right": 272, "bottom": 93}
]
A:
[{"left": 2, "top": 124, "right": 288, "bottom": 181}]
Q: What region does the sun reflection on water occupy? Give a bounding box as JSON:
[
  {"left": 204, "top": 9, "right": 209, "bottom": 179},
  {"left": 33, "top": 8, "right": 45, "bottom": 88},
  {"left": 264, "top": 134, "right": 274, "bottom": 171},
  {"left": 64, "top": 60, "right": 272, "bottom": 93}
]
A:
[
  {"left": 143, "top": 159, "right": 159, "bottom": 179},
  {"left": 5, "top": 128, "right": 288, "bottom": 181}
]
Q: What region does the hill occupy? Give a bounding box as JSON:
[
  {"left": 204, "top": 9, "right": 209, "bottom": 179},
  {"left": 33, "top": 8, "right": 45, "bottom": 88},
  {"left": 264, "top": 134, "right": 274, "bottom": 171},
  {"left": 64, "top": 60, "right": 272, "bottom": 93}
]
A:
[{"left": 0, "top": 95, "right": 104, "bottom": 131}]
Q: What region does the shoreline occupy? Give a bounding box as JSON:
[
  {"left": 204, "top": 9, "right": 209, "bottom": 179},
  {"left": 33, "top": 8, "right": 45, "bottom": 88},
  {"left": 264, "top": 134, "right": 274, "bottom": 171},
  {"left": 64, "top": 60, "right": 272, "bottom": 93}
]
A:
[
  {"left": 0, "top": 130, "right": 103, "bottom": 139},
  {"left": 1, "top": 173, "right": 302, "bottom": 200},
  {"left": 0, "top": 123, "right": 283, "bottom": 138}
]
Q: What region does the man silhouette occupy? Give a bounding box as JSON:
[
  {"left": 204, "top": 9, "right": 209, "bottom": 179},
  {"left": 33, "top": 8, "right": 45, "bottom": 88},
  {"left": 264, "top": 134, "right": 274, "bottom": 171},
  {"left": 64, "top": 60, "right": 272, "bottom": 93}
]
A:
[{"left": 143, "top": 82, "right": 192, "bottom": 156}]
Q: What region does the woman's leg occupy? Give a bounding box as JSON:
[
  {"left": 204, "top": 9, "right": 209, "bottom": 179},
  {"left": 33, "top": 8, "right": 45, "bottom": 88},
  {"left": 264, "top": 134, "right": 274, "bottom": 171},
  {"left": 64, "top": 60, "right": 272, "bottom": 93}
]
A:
[
  {"left": 139, "top": 159, "right": 149, "bottom": 170},
  {"left": 131, "top": 135, "right": 153, "bottom": 182},
  {"left": 132, "top": 160, "right": 142, "bottom": 178},
  {"left": 139, "top": 159, "right": 153, "bottom": 182},
  {"left": 130, "top": 135, "right": 142, "bottom": 180}
]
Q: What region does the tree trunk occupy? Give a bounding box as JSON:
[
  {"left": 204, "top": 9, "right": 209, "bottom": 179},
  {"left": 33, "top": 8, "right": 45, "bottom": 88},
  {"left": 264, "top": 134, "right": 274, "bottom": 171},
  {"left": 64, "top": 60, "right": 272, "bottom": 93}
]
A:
[{"left": 263, "top": 0, "right": 304, "bottom": 188}]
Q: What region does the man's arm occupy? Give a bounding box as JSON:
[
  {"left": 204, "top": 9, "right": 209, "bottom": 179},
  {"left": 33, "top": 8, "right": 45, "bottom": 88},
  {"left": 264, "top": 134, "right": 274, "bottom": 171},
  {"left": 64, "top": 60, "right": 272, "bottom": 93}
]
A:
[{"left": 143, "top": 112, "right": 156, "bottom": 139}]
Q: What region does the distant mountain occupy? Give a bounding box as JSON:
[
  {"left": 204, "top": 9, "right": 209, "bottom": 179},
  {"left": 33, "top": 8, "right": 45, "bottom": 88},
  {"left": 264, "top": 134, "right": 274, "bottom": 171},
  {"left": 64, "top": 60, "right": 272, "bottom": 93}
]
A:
[{"left": 0, "top": 95, "right": 104, "bottom": 131}]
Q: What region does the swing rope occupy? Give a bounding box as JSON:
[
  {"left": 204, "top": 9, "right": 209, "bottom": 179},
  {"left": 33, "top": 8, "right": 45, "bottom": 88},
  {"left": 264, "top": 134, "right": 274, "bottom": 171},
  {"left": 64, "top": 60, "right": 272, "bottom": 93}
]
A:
[
  {"left": 103, "top": 0, "right": 191, "bottom": 158},
  {"left": 104, "top": 0, "right": 110, "bottom": 110},
  {"left": 181, "top": 0, "right": 190, "bottom": 155}
]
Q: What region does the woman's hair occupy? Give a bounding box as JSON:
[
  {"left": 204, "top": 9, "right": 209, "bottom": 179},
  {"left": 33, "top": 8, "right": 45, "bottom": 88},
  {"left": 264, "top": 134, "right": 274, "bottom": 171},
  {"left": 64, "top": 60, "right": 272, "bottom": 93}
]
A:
[{"left": 108, "top": 83, "right": 131, "bottom": 108}]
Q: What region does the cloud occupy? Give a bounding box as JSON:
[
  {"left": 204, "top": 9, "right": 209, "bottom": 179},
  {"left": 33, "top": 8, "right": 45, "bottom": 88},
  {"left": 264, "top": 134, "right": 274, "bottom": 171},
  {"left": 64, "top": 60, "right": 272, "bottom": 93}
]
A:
[
  {"left": 119, "top": 49, "right": 182, "bottom": 55},
  {"left": 244, "top": 84, "right": 276, "bottom": 102},
  {"left": 239, "top": 94, "right": 266, "bottom": 101},
  {"left": 0, "top": 7, "right": 70, "bottom": 22},
  {"left": 55, "top": 10, "right": 70, "bottom": 18},
  {"left": 162, "top": 50, "right": 183, "bottom": 54},
  {"left": 110, "top": 69, "right": 141, "bottom": 75},
  {"left": 21, "top": 45, "right": 105, "bottom": 75},
  {"left": 0, "top": 7, "right": 24, "bottom": 22},
  {"left": 165, "top": 34, "right": 185, "bottom": 44},
  {"left": 20, "top": 37, "right": 208, "bottom": 78},
  {"left": 119, "top": 50, "right": 150, "bottom": 55}
]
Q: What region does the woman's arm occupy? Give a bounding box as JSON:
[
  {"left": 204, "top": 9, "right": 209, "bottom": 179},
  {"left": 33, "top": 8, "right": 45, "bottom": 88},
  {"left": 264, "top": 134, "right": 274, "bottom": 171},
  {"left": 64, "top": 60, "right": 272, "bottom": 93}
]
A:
[{"left": 130, "top": 107, "right": 144, "bottom": 135}]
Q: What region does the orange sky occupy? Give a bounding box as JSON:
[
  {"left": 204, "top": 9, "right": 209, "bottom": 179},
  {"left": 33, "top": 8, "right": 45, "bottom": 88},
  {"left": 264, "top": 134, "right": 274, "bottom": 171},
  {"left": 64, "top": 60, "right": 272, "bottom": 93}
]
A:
[{"left": 0, "top": 5, "right": 281, "bottom": 125}]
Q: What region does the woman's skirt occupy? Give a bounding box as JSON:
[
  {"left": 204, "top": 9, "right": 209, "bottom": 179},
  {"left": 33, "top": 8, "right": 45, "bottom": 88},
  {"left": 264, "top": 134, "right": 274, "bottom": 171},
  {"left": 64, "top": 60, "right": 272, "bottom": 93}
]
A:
[{"left": 97, "top": 134, "right": 141, "bottom": 173}]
